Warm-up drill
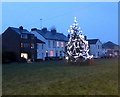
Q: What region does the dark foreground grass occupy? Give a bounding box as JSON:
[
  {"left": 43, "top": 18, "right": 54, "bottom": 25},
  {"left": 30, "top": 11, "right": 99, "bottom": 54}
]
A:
[{"left": 2, "top": 58, "right": 118, "bottom": 95}]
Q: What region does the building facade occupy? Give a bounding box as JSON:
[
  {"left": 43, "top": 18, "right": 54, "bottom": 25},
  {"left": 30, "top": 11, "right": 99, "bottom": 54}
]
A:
[
  {"left": 2, "top": 26, "right": 109, "bottom": 63},
  {"left": 31, "top": 28, "right": 68, "bottom": 60},
  {"left": 87, "top": 39, "right": 103, "bottom": 58},
  {"left": 2, "top": 26, "right": 44, "bottom": 62}
]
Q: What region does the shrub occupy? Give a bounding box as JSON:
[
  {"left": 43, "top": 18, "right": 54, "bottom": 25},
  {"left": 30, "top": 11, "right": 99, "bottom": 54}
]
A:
[{"left": 2, "top": 51, "right": 17, "bottom": 64}]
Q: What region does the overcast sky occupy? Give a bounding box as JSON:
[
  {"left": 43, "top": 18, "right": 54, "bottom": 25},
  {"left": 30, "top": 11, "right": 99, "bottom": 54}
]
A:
[{"left": 2, "top": 2, "right": 118, "bottom": 44}]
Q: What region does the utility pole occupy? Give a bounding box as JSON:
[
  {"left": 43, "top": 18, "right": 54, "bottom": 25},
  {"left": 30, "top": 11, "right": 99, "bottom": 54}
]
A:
[{"left": 40, "top": 19, "right": 42, "bottom": 29}]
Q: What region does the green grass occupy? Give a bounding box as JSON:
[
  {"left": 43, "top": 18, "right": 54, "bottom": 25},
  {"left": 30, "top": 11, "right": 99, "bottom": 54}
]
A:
[{"left": 2, "top": 58, "right": 118, "bottom": 95}]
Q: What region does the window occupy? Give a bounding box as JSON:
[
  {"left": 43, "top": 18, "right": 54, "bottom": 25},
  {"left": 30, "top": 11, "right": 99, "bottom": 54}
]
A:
[
  {"left": 31, "top": 43, "right": 34, "bottom": 49},
  {"left": 46, "top": 50, "right": 48, "bottom": 57},
  {"left": 57, "top": 41, "right": 59, "bottom": 47},
  {"left": 31, "top": 54, "right": 34, "bottom": 59},
  {"left": 61, "top": 42, "right": 64, "bottom": 47},
  {"left": 21, "top": 43, "right": 23, "bottom": 48},
  {"left": 21, "top": 53, "right": 28, "bottom": 59},
  {"left": 98, "top": 45, "right": 99, "bottom": 49},
  {"left": 98, "top": 52, "right": 99, "bottom": 56},
  {"left": 37, "top": 44, "right": 39, "bottom": 49},
  {"left": 56, "top": 50, "right": 58, "bottom": 57},
  {"left": 30, "top": 35, "right": 34, "bottom": 39},
  {"left": 60, "top": 51, "right": 62, "bottom": 57},
  {"left": 50, "top": 50, "right": 54, "bottom": 56},
  {"left": 42, "top": 44, "right": 44, "bottom": 49},
  {"left": 21, "top": 34, "right": 27, "bottom": 39},
  {"left": 53, "top": 41, "right": 55, "bottom": 48},
  {"left": 24, "top": 43, "right": 29, "bottom": 48},
  {"left": 48, "top": 40, "right": 50, "bottom": 48},
  {"left": 42, "top": 53, "right": 44, "bottom": 59}
]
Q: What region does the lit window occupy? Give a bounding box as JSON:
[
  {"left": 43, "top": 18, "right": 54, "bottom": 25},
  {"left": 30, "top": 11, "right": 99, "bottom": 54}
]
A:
[
  {"left": 21, "top": 53, "right": 28, "bottom": 59},
  {"left": 21, "top": 34, "right": 27, "bottom": 39},
  {"left": 61, "top": 42, "right": 64, "bottom": 47},
  {"left": 57, "top": 41, "right": 59, "bottom": 47},
  {"left": 31, "top": 43, "right": 34, "bottom": 49},
  {"left": 50, "top": 50, "right": 54, "bottom": 56},
  {"left": 21, "top": 43, "right": 23, "bottom": 48},
  {"left": 46, "top": 50, "right": 48, "bottom": 53}
]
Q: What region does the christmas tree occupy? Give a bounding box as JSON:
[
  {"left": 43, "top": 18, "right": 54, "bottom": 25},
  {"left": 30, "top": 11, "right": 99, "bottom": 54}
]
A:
[{"left": 65, "top": 17, "right": 93, "bottom": 63}]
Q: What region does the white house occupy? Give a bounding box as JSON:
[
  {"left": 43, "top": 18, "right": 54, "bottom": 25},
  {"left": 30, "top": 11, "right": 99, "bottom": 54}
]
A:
[
  {"left": 36, "top": 38, "right": 45, "bottom": 60},
  {"left": 31, "top": 28, "right": 68, "bottom": 60},
  {"left": 87, "top": 39, "right": 103, "bottom": 58}
]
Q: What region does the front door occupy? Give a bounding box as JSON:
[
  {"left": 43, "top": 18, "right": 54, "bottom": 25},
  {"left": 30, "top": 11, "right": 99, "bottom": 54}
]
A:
[
  {"left": 56, "top": 50, "right": 58, "bottom": 57},
  {"left": 46, "top": 52, "right": 48, "bottom": 57}
]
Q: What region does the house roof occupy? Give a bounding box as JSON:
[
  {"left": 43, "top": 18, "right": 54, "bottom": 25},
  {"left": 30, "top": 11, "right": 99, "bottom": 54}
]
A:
[
  {"left": 102, "top": 41, "right": 120, "bottom": 49},
  {"left": 33, "top": 29, "right": 68, "bottom": 42},
  {"left": 87, "top": 39, "right": 99, "bottom": 44},
  {"left": 9, "top": 27, "right": 33, "bottom": 35},
  {"left": 36, "top": 38, "right": 45, "bottom": 44}
]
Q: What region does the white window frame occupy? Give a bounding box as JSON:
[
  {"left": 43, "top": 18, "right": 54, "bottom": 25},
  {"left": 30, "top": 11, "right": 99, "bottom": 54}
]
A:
[
  {"left": 61, "top": 42, "right": 64, "bottom": 47},
  {"left": 50, "top": 50, "right": 54, "bottom": 56},
  {"left": 56, "top": 41, "right": 59, "bottom": 47}
]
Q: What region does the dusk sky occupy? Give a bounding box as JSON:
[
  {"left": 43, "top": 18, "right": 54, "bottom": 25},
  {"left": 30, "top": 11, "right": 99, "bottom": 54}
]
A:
[{"left": 2, "top": 2, "right": 118, "bottom": 44}]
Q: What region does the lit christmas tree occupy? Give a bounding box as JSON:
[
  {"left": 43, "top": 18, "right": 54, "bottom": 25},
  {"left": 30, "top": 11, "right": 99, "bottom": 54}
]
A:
[{"left": 65, "top": 17, "right": 93, "bottom": 63}]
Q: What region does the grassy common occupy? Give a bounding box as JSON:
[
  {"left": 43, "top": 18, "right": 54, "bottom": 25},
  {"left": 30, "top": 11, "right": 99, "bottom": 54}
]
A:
[{"left": 2, "top": 58, "right": 118, "bottom": 95}]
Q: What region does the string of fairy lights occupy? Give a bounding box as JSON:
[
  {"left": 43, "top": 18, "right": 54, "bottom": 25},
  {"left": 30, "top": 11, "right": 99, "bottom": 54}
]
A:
[{"left": 65, "top": 17, "right": 93, "bottom": 62}]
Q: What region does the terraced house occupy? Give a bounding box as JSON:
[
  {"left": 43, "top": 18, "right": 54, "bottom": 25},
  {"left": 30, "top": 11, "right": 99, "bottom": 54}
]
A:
[
  {"left": 2, "top": 26, "right": 45, "bottom": 62},
  {"left": 2, "top": 26, "right": 68, "bottom": 62},
  {"left": 2, "top": 26, "right": 106, "bottom": 63},
  {"left": 30, "top": 27, "right": 68, "bottom": 60}
]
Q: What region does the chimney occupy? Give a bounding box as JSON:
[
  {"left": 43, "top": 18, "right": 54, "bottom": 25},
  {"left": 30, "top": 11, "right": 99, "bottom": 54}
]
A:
[
  {"left": 42, "top": 27, "right": 47, "bottom": 32},
  {"left": 19, "top": 26, "right": 23, "bottom": 30},
  {"left": 51, "top": 29, "right": 56, "bottom": 34},
  {"left": 68, "top": 34, "right": 70, "bottom": 39},
  {"left": 84, "top": 36, "right": 87, "bottom": 40},
  {"left": 31, "top": 28, "right": 37, "bottom": 31}
]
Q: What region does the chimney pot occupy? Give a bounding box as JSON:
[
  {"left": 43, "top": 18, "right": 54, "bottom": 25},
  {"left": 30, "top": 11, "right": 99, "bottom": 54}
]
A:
[
  {"left": 51, "top": 29, "right": 56, "bottom": 33},
  {"left": 19, "top": 26, "right": 23, "bottom": 30},
  {"left": 31, "top": 28, "right": 37, "bottom": 31},
  {"left": 42, "top": 27, "right": 47, "bottom": 31}
]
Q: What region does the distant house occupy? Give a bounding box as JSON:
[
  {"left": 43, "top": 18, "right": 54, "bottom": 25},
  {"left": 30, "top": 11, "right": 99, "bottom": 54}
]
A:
[
  {"left": 2, "top": 26, "right": 44, "bottom": 62},
  {"left": 87, "top": 39, "right": 103, "bottom": 58},
  {"left": 30, "top": 27, "right": 68, "bottom": 60},
  {"left": 102, "top": 41, "right": 120, "bottom": 57}
]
